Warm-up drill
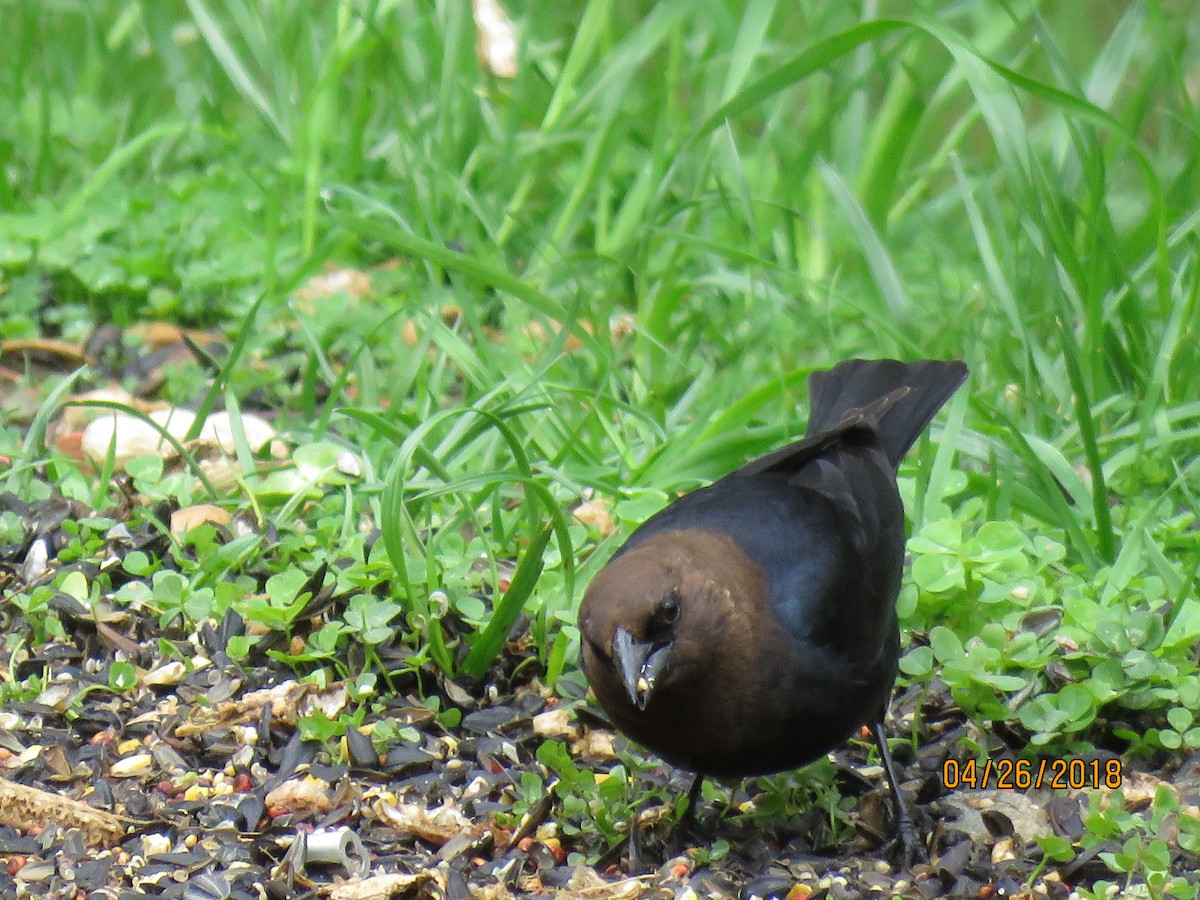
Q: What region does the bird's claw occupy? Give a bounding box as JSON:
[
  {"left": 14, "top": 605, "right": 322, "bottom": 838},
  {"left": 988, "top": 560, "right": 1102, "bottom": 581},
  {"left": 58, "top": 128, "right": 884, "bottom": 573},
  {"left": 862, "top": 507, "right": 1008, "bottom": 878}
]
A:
[{"left": 889, "top": 813, "right": 927, "bottom": 868}]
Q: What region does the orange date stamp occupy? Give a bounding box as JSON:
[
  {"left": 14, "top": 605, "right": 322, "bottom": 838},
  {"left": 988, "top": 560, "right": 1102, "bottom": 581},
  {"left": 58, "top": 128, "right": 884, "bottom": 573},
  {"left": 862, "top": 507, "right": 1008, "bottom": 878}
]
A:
[{"left": 941, "top": 757, "right": 1123, "bottom": 791}]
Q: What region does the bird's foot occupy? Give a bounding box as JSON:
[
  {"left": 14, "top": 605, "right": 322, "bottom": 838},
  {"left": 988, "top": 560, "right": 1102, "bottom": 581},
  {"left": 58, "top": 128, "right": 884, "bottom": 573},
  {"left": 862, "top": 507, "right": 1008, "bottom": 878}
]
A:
[
  {"left": 887, "top": 811, "right": 926, "bottom": 868},
  {"left": 663, "top": 772, "right": 708, "bottom": 858},
  {"left": 662, "top": 816, "right": 705, "bottom": 862},
  {"left": 626, "top": 816, "right": 648, "bottom": 874},
  {"left": 871, "top": 719, "right": 926, "bottom": 868},
  {"left": 626, "top": 776, "right": 708, "bottom": 872},
  {"left": 624, "top": 819, "right": 697, "bottom": 873}
]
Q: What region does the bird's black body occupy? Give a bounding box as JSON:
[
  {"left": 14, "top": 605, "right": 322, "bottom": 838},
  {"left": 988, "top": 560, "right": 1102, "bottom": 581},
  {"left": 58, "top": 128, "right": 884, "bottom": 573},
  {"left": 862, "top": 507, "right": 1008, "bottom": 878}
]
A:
[{"left": 579, "top": 358, "right": 967, "bottom": 847}]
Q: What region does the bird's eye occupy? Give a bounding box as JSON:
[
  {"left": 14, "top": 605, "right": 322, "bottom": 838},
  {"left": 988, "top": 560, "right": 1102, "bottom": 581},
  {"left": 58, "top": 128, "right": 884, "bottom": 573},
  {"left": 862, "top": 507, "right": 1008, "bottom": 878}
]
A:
[{"left": 657, "top": 590, "right": 681, "bottom": 626}]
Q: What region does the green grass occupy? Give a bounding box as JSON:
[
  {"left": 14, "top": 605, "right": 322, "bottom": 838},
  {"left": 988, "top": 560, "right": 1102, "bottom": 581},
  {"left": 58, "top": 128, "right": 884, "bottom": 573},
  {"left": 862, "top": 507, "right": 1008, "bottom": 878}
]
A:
[{"left": 3, "top": 0, "right": 1200, "bottom": 888}]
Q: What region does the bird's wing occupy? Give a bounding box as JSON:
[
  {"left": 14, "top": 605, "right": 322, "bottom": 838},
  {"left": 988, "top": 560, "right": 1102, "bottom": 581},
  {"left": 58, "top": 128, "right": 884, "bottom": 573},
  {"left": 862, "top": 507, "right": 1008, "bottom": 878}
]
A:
[{"left": 731, "top": 387, "right": 907, "bottom": 480}]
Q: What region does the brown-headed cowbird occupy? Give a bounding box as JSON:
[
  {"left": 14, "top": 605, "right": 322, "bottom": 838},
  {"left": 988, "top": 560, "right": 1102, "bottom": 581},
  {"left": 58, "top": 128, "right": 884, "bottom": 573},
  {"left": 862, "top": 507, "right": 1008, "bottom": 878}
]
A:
[{"left": 578, "top": 358, "right": 968, "bottom": 862}]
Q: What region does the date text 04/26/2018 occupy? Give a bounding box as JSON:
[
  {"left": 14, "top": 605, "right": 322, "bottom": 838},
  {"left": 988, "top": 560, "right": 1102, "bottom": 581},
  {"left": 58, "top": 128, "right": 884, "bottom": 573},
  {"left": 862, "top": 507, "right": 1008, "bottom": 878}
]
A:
[{"left": 941, "top": 757, "right": 1123, "bottom": 791}]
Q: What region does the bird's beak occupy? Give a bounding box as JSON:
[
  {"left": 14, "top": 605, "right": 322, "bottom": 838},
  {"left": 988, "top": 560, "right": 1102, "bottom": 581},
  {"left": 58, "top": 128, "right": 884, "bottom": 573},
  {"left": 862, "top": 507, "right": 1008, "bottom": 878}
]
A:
[{"left": 613, "top": 627, "right": 671, "bottom": 711}]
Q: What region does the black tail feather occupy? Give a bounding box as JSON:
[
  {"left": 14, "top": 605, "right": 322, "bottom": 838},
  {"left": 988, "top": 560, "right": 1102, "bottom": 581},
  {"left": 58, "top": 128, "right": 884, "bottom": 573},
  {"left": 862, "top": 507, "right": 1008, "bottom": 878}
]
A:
[{"left": 806, "top": 359, "right": 968, "bottom": 467}]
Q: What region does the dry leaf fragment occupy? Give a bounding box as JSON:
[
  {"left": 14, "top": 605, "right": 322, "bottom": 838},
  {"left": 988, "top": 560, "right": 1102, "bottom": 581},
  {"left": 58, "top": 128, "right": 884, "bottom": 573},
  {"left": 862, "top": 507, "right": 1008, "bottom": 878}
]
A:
[
  {"left": 473, "top": 0, "right": 518, "bottom": 78},
  {"left": 373, "top": 799, "right": 485, "bottom": 847},
  {"left": 265, "top": 775, "right": 334, "bottom": 818},
  {"left": 0, "top": 338, "right": 91, "bottom": 368},
  {"left": 293, "top": 265, "right": 372, "bottom": 314},
  {"left": 608, "top": 312, "right": 636, "bottom": 340},
  {"left": 177, "top": 681, "right": 349, "bottom": 736},
  {"left": 326, "top": 871, "right": 438, "bottom": 900},
  {"left": 1086, "top": 767, "right": 1198, "bottom": 816},
  {"left": 401, "top": 305, "right": 464, "bottom": 348},
  {"left": 170, "top": 504, "right": 232, "bottom": 535},
  {"left": 531, "top": 707, "right": 576, "bottom": 740},
  {"left": 572, "top": 498, "right": 614, "bottom": 536},
  {"left": 570, "top": 729, "right": 617, "bottom": 762},
  {"left": 129, "top": 323, "right": 227, "bottom": 351},
  {"left": 465, "top": 883, "right": 516, "bottom": 900},
  {"left": 498, "top": 314, "right": 634, "bottom": 356},
  {"left": 0, "top": 777, "right": 124, "bottom": 846},
  {"left": 559, "top": 865, "right": 647, "bottom": 899}
]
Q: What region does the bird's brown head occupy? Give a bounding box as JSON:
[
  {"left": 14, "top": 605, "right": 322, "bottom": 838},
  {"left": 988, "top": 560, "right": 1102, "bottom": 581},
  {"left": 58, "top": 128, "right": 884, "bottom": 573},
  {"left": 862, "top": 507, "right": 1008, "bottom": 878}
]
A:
[{"left": 578, "top": 529, "right": 768, "bottom": 716}]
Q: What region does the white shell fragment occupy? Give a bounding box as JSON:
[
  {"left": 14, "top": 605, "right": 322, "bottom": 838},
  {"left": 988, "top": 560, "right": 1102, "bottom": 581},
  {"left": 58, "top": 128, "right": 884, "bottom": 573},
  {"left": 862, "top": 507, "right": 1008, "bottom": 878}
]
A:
[
  {"left": 80, "top": 407, "right": 196, "bottom": 468},
  {"left": 76, "top": 406, "right": 286, "bottom": 493},
  {"left": 473, "top": 0, "right": 517, "bottom": 78},
  {"left": 143, "top": 661, "right": 188, "bottom": 687},
  {"left": 198, "top": 411, "right": 277, "bottom": 454},
  {"left": 109, "top": 753, "right": 154, "bottom": 778},
  {"left": 336, "top": 450, "right": 362, "bottom": 478}
]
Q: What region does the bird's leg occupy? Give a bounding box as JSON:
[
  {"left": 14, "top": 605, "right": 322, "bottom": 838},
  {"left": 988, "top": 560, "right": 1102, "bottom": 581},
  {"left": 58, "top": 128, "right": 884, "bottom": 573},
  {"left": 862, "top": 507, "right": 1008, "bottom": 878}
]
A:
[
  {"left": 680, "top": 772, "right": 705, "bottom": 827},
  {"left": 659, "top": 773, "right": 706, "bottom": 861},
  {"left": 628, "top": 773, "right": 705, "bottom": 872},
  {"left": 627, "top": 807, "right": 646, "bottom": 873},
  {"left": 871, "top": 719, "right": 923, "bottom": 866}
]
